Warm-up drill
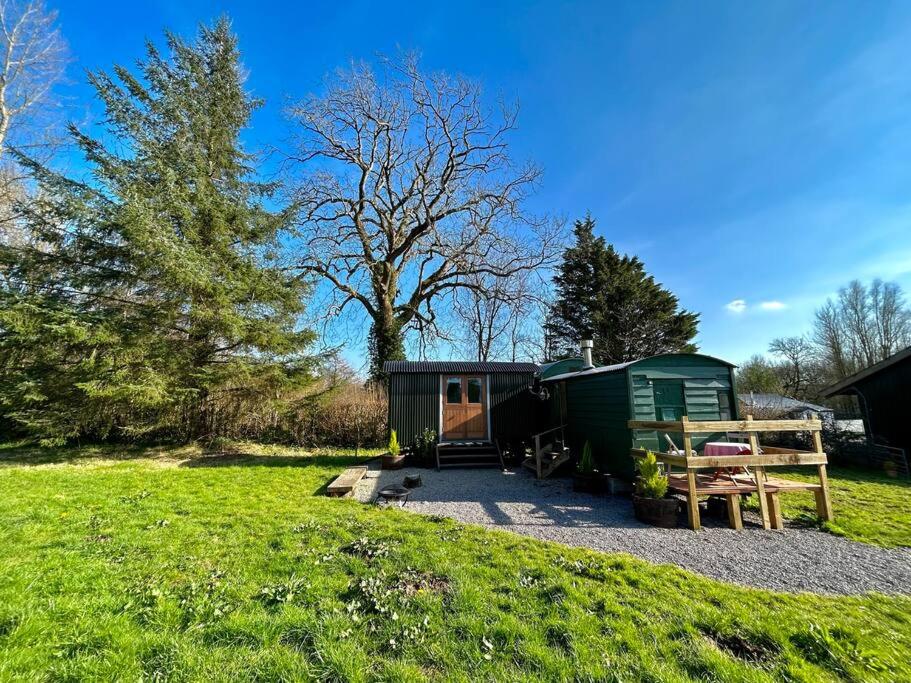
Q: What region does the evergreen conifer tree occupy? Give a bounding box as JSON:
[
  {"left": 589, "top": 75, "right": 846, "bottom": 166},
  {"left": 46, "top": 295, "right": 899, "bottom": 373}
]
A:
[
  {"left": 0, "top": 19, "right": 314, "bottom": 443},
  {"left": 544, "top": 217, "right": 698, "bottom": 364}
]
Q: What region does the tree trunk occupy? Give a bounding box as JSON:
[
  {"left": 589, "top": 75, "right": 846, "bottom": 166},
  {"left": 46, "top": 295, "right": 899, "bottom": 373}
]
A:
[{"left": 368, "top": 307, "right": 406, "bottom": 382}]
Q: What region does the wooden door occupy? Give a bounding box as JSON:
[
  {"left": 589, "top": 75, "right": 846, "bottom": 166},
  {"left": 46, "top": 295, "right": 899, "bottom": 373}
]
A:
[
  {"left": 441, "top": 375, "right": 488, "bottom": 441},
  {"left": 653, "top": 379, "right": 686, "bottom": 451}
]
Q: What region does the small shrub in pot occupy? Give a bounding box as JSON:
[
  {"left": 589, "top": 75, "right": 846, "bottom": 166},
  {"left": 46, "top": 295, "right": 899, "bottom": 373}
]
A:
[
  {"left": 411, "top": 428, "right": 437, "bottom": 467},
  {"left": 632, "top": 450, "right": 678, "bottom": 527},
  {"left": 572, "top": 441, "right": 605, "bottom": 494},
  {"left": 382, "top": 429, "right": 406, "bottom": 470}
]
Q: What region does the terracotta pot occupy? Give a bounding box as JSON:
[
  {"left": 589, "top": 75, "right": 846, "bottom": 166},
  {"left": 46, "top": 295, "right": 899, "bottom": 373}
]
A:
[
  {"left": 381, "top": 453, "right": 406, "bottom": 470},
  {"left": 573, "top": 472, "right": 605, "bottom": 494},
  {"left": 632, "top": 494, "right": 679, "bottom": 528}
]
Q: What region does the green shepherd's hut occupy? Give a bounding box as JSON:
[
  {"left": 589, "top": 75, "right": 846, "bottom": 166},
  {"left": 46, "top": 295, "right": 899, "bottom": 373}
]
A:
[{"left": 543, "top": 352, "right": 739, "bottom": 478}]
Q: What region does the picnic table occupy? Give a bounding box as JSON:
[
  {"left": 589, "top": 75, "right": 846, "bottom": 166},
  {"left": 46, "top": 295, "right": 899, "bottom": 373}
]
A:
[{"left": 630, "top": 415, "right": 834, "bottom": 531}]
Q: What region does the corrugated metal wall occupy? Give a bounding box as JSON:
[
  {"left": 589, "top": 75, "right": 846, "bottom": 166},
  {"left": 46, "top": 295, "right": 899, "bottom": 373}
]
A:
[
  {"left": 489, "top": 372, "right": 540, "bottom": 441},
  {"left": 387, "top": 371, "right": 539, "bottom": 448},
  {"left": 388, "top": 373, "right": 440, "bottom": 448}
]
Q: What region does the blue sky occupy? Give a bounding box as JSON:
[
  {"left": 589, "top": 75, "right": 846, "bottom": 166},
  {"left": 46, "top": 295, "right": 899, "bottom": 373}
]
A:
[{"left": 51, "top": 0, "right": 911, "bottom": 366}]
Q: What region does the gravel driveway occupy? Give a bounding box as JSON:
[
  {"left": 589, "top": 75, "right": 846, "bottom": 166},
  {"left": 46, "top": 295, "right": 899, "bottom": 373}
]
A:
[{"left": 354, "top": 463, "right": 911, "bottom": 596}]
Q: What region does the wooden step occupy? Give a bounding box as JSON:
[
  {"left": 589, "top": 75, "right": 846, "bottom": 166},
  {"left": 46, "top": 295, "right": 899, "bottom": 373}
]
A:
[{"left": 327, "top": 466, "right": 368, "bottom": 498}]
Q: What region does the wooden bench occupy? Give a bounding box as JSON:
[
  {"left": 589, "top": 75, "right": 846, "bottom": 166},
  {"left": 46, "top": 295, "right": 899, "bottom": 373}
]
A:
[
  {"left": 667, "top": 473, "right": 822, "bottom": 530},
  {"left": 327, "top": 466, "right": 368, "bottom": 498}
]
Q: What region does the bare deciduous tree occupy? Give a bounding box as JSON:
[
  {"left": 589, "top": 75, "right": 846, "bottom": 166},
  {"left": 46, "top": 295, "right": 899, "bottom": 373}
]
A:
[
  {"left": 0, "top": 0, "right": 67, "bottom": 158},
  {"left": 812, "top": 279, "right": 911, "bottom": 380},
  {"left": 768, "top": 335, "right": 818, "bottom": 399},
  {"left": 0, "top": 0, "right": 67, "bottom": 243},
  {"left": 286, "top": 56, "right": 561, "bottom": 378},
  {"left": 453, "top": 269, "right": 544, "bottom": 362}
]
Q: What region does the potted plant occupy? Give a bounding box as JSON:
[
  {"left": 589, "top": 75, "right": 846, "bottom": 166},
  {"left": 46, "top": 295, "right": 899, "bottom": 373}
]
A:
[
  {"left": 411, "top": 428, "right": 437, "bottom": 468},
  {"left": 572, "top": 441, "right": 604, "bottom": 494},
  {"left": 632, "top": 450, "right": 678, "bottom": 527},
  {"left": 381, "top": 429, "right": 406, "bottom": 470}
]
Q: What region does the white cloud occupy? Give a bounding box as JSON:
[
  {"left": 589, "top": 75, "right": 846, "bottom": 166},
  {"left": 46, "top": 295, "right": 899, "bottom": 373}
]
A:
[
  {"left": 758, "top": 300, "right": 787, "bottom": 311},
  {"left": 725, "top": 299, "right": 747, "bottom": 314}
]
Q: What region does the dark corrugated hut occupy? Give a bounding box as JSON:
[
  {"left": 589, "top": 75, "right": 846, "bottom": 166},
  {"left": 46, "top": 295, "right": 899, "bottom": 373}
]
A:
[
  {"left": 384, "top": 361, "right": 540, "bottom": 448},
  {"left": 822, "top": 346, "right": 911, "bottom": 462},
  {"left": 543, "top": 353, "right": 739, "bottom": 479}
]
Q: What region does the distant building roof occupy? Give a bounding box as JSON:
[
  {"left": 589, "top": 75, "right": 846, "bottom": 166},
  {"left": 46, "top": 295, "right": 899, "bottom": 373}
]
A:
[
  {"left": 821, "top": 346, "right": 911, "bottom": 397},
  {"left": 383, "top": 361, "right": 539, "bottom": 374},
  {"left": 738, "top": 393, "right": 833, "bottom": 414}
]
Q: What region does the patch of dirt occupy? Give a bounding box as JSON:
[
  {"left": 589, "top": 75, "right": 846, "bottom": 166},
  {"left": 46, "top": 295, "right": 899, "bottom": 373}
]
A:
[
  {"left": 394, "top": 568, "right": 450, "bottom": 597},
  {"left": 700, "top": 626, "right": 780, "bottom": 663}
]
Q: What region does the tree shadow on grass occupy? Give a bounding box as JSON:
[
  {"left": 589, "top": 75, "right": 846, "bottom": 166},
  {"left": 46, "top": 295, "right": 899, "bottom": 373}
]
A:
[
  {"left": 0, "top": 442, "right": 372, "bottom": 471},
  {"left": 0, "top": 442, "right": 194, "bottom": 466},
  {"left": 179, "top": 453, "right": 367, "bottom": 470}
]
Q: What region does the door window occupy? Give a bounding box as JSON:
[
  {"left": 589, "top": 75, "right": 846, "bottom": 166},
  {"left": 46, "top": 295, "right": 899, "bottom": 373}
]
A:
[
  {"left": 445, "top": 377, "right": 462, "bottom": 404},
  {"left": 466, "top": 378, "right": 483, "bottom": 404},
  {"left": 717, "top": 390, "right": 733, "bottom": 419}
]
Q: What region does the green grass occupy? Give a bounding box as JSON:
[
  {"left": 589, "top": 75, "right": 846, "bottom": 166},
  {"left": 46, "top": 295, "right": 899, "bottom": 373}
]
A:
[
  {"left": 0, "top": 445, "right": 909, "bottom": 681},
  {"left": 741, "top": 465, "right": 911, "bottom": 548}
]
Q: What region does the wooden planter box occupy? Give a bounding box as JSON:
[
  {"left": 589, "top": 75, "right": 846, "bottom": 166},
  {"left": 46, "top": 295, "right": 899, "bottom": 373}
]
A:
[
  {"left": 381, "top": 452, "right": 406, "bottom": 470},
  {"left": 572, "top": 472, "right": 606, "bottom": 494},
  {"left": 632, "top": 495, "right": 679, "bottom": 528}
]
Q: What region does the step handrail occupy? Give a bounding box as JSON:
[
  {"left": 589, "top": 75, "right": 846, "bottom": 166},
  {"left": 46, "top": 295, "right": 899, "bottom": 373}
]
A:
[
  {"left": 531, "top": 425, "right": 567, "bottom": 479},
  {"left": 530, "top": 424, "right": 566, "bottom": 440}
]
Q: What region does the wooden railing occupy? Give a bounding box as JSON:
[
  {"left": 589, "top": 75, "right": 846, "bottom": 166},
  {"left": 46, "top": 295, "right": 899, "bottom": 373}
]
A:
[
  {"left": 628, "top": 415, "right": 832, "bottom": 530},
  {"left": 524, "top": 425, "right": 569, "bottom": 479}
]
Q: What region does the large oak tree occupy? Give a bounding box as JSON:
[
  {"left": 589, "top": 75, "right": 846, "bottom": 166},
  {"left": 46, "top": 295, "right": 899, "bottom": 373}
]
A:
[{"left": 287, "top": 56, "right": 560, "bottom": 379}]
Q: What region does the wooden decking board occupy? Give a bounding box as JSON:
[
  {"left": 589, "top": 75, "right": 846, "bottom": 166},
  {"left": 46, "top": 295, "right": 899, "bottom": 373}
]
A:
[{"left": 327, "top": 466, "right": 368, "bottom": 497}]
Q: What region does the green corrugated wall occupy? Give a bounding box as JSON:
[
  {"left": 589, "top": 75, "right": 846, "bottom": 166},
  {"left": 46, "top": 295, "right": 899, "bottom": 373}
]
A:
[
  {"left": 562, "top": 371, "right": 633, "bottom": 476},
  {"left": 555, "top": 354, "right": 737, "bottom": 479},
  {"left": 388, "top": 373, "right": 440, "bottom": 448},
  {"left": 489, "top": 372, "right": 541, "bottom": 442}
]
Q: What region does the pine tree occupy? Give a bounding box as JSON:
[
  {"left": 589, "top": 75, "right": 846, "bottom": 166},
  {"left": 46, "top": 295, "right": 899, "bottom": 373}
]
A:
[
  {"left": 0, "top": 18, "right": 314, "bottom": 443},
  {"left": 544, "top": 217, "right": 698, "bottom": 364}
]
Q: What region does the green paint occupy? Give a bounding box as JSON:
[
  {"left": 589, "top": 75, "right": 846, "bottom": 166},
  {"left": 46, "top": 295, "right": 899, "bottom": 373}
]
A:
[{"left": 547, "top": 354, "right": 737, "bottom": 478}]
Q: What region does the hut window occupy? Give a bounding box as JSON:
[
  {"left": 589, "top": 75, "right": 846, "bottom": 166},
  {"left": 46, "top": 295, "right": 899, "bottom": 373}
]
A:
[
  {"left": 467, "top": 378, "right": 483, "bottom": 404},
  {"left": 445, "top": 377, "right": 462, "bottom": 403}
]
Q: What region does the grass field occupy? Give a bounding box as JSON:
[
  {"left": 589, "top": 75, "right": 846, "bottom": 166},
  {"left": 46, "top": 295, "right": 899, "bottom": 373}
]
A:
[
  {"left": 742, "top": 465, "right": 911, "bottom": 548},
  {"left": 1, "top": 444, "right": 909, "bottom": 681}
]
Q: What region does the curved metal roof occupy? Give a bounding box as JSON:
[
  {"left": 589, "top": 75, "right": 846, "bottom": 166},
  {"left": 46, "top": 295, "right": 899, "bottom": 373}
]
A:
[
  {"left": 542, "top": 352, "right": 735, "bottom": 382},
  {"left": 383, "top": 361, "right": 539, "bottom": 374}
]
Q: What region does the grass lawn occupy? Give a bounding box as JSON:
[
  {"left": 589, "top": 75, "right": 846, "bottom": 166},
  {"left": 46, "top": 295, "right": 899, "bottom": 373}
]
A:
[
  {"left": 742, "top": 465, "right": 911, "bottom": 548},
  {"left": 1, "top": 445, "right": 909, "bottom": 682}
]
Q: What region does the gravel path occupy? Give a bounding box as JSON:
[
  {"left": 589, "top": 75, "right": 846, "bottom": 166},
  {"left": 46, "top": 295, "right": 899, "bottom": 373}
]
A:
[{"left": 355, "top": 463, "right": 911, "bottom": 596}]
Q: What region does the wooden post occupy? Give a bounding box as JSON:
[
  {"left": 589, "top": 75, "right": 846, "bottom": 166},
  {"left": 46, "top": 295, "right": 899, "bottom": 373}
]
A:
[
  {"left": 685, "top": 467, "right": 701, "bottom": 531},
  {"left": 815, "top": 464, "right": 834, "bottom": 521},
  {"left": 767, "top": 493, "right": 783, "bottom": 530},
  {"left": 811, "top": 424, "right": 834, "bottom": 521},
  {"left": 726, "top": 494, "right": 743, "bottom": 530},
  {"left": 681, "top": 416, "right": 692, "bottom": 457},
  {"left": 534, "top": 434, "right": 542, "bottom": 479},
  {"left": 747, "top": 415, "right": 771, "bottom": 529},
  {"left": 680, "top": 417, "right": 700, "bottom": 531}
]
